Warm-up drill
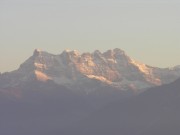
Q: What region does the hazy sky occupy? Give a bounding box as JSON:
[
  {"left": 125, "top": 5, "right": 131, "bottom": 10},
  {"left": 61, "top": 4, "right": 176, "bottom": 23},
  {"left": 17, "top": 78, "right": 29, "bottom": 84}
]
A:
[{"left": 0, "top": 0, "right": 180, "bottom": 72}]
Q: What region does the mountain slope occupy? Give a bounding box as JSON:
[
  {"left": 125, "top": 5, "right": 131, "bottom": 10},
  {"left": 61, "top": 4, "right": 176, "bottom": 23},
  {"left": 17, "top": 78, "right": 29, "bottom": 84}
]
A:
[
  {"left": 0, "top": 80, "right": 92, "bottom": 135},
  {"left": 64, "top": 78, "right": 180, "bottom": 135},
  {"left": 0, "top": 79, "right": 134, "bottom": 135}
]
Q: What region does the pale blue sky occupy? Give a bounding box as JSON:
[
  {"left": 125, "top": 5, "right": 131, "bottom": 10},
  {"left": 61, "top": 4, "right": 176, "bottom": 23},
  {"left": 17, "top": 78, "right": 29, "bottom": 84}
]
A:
[{"left": 0, "top": 0, "right": 180, "bottom": 72}]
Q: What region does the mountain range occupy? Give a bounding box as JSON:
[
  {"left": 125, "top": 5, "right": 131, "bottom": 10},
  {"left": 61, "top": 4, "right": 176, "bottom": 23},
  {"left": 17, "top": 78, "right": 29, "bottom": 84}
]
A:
[
  {"left": 1, "top": 48, "right": 180, "bottom": 93},
  {"left": 0, "top": 48, "right": 180, "bottom": 135}
]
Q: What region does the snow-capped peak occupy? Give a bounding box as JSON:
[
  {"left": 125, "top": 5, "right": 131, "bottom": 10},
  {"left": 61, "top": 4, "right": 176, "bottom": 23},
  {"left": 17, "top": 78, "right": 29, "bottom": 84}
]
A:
[
  {"left": 113, "top": 48, "right": 125, "bottom": 54},
  {"left": 33, "top": 49, "right": 42, "bottom": 56},
  {"left": 1, "top": 48, "right": 180, "bottom": 91}
]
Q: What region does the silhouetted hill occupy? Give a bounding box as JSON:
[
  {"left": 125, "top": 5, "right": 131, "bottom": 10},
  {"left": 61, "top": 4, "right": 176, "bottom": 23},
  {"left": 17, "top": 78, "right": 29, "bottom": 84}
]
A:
[
  {"left": 62, "top": 78, "right": 180, "bottom": 135},
  {"left": 0, "top": 80, "right": 132, "bottom": 135}
]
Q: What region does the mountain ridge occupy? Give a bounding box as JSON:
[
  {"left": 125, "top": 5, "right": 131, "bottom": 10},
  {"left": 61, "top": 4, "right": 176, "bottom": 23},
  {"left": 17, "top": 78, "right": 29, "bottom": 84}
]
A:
[{"left": 0, "top": 48, "right": 180, "bottom": 92}]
